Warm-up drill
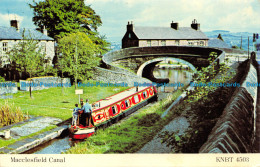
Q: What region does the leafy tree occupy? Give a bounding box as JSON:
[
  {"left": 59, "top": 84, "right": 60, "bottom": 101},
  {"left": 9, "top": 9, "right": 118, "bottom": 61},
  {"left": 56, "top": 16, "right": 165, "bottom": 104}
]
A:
[
  {"left": 217, "top": 34, "right": 224, "bottom": 41},
  {"left": 29, "top": 0, "right": 110, "bottom": 58},
  {"left": 58, "top": 32, "right": 101, "bottom": 88},
  {"left": 186, "top": 52, "right": 233, "bottom": 102},
  {"left": 30, "top": 0, "right": 100, "bottom": 39},
  {"left": 7, "top": 31, "right": 45, "bottom": 78},
  {"left": 7, "top": 30, "right": 46, "bottom": 98}
]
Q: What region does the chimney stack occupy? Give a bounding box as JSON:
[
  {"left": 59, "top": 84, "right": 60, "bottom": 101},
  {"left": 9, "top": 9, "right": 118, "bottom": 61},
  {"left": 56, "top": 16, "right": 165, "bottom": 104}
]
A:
[
  {"left": 171, "top": 21, "right": 179, "bottom": 30},
  {"left": 10, "top": 20, "right": 19, "bottom": 31},
  {"left": 127, "top": 21, "right": 134, "bottom": 32},
  {"left": 36, "top": 26, "right": 48, "bottom": 36},
  {"left": 43, "top": 26, "right": 48, "bottom": 36},
  {"left": 191, "top": 19, "right": 200, "bottom": 30}
]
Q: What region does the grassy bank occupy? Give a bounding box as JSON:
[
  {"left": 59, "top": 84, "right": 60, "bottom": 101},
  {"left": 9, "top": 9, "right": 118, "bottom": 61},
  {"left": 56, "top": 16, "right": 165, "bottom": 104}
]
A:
[
  {"left": 160, "top": 61, "right": 248, "bottom": 153},
  {"left": 0, "top": 81, "right": 128, "bottom": 120},
  {"left": 65, "top": 88, "right": 185, "bottom": 154},
  {"left": 0, "top": 81, "right": 128, "bottom": 149}
]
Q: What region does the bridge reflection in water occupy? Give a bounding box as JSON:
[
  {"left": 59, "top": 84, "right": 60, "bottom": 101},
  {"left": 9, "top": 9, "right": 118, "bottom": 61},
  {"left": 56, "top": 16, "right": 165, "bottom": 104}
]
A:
[{"left": 153, "top": 67, "right": 193, "bottom": 92}]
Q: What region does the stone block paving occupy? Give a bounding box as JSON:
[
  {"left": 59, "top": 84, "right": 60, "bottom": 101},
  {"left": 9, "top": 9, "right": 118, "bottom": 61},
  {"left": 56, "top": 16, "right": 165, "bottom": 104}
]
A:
[
  {"left": 0, "top": 116, "right": 65, "bottom": 154},
  {"left": 9, "top": 117, "right": 62, "bottom": 139}
]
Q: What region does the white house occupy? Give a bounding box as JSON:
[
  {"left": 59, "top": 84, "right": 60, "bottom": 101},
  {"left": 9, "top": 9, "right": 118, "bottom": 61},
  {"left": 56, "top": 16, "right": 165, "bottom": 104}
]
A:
[
  {"left": 0, "top": 20, "right": 55, "bottom": 67},
  {"left": 122, "top": 19, "right": 209, "bottom": 48}
]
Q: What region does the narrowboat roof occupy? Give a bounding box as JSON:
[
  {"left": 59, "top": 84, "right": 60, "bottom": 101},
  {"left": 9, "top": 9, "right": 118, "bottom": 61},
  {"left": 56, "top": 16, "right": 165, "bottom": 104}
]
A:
[{"left": 92, "top": 86, "right": 152, "bottom": 111}]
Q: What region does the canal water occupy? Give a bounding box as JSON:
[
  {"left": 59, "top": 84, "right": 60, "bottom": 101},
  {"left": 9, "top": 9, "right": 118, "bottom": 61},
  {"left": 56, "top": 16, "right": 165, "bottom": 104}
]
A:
[
  {"left": 24, "top": 135, "right": 71, "bottom": 154},
  {"left": 25, "top": 67, "right": 193, "bottom": 154},
  {"left": 153, "top": 67, "right": 193, "bottom": 92}
]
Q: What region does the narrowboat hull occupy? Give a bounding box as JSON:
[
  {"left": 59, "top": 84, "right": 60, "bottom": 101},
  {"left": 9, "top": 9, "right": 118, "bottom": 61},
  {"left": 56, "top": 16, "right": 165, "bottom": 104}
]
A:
[{"left": 69, "top": 126, "right": 95, "bottom": 140}]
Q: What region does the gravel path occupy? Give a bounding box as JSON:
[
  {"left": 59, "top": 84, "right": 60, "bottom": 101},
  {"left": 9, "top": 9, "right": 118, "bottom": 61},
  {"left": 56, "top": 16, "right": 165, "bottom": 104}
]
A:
[{"left": 137, "top": 116, "right": 189, "bottom": 153}]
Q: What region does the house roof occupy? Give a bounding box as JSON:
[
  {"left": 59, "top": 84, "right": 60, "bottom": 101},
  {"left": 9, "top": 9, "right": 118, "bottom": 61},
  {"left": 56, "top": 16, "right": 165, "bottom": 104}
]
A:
[
  {"left": 133, "top": 26, "right": 209, "bottom": 40},
  {"left": 0, "top": 26, "right": 54, "bottom": 41},
  {"left": 208, "top": 38, "right": 230, "bottom": 48}
]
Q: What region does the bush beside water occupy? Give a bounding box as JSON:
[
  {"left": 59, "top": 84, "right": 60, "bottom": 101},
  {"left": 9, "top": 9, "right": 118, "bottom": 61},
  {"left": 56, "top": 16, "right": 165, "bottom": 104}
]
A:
[{"left": 0, "top": 102, "right": 24, "bottom": 128}]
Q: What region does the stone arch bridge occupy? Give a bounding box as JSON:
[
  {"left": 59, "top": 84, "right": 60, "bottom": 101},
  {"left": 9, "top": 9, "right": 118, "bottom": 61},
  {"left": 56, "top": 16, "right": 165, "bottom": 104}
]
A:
[{"left": 102, "top": 46, "right": 225, "bottom": 82}]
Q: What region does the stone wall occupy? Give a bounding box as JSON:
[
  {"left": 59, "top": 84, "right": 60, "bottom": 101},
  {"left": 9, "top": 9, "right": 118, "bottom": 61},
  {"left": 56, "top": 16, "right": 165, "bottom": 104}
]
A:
[
  {"left": 20, "top": 77, "right": 71, "bottom": 91},
  {"left": 222, "top": 48, "right": 248, "bottom": 55},
  {"left": 93, "top": 67, "right": 151, "bottom": 87},
  {"left": 0, "top": 82, "right": 18, "bottom": 95},
  {"left": 199, "top": 59, "right": 257, "bottom": 153}
]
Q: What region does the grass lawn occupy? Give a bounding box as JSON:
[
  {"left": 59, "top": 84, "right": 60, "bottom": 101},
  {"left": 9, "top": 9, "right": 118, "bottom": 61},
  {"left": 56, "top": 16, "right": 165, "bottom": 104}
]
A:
[{"left": 0, "top": 80, "right": 128, "bottom": 120}]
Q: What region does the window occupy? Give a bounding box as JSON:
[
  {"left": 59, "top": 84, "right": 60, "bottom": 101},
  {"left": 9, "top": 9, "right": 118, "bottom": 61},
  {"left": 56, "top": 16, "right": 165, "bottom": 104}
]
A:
[
  {"left": 3, "top": 42, "right": 8, "bottom": 52},
  {"left": 200, "top": 41, "right": 205, "bottom": 46},
  {"left": 143, "top": 91, "right": 147, "bottom": 98},
  {"left": 188, "top": 41, "right": 193, "bottom": 46},
  {"left": 175, "top": 40, "right": 180, "bottom": 46},
  {"left": 161, "top": 40, "right": 166, "bottom": 46},
  {"left": 112, "top": 106, "right": 117, "bottom": 114},
  {"left": 41, "top": 42, "right": 46, "bottom": 53},
  {"left": 147, "top": 40, "right": 151, "bottom": 46},
  {"left": 125, "top": 100, "right": 130, "bottom": 108},
  {"left": 128, "top": 33, "right": 131, "bottom": 39},
  {"left": 134, "top": 95, "right": 139, "bottom": 103}
]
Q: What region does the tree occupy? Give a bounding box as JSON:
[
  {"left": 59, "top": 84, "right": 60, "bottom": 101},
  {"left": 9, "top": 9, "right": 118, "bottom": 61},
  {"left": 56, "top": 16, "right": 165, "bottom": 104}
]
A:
[
  {"left": 7, "top": 30, "right": 45, "bottom": 78},
  {"left": 29, "top": 0, "right": 110, "bottom": 59},
  {"left": 29, "top": 0, "right": 101, "bottom": 40},
  {"left": 7, "top": 29, "right": 45, "bottom": 98},
  {"left": 217, "top": 34, "right": 224, "bottom": 41},
  {"left": 58, "top": 32, "right": 101, "bottom": 88}
]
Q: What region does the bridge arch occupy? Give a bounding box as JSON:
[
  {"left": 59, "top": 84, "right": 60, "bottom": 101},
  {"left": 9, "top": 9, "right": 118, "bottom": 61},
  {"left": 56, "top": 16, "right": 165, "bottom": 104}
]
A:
[{"left": 137, "top": 57, "right": 197, "bottom": 77}]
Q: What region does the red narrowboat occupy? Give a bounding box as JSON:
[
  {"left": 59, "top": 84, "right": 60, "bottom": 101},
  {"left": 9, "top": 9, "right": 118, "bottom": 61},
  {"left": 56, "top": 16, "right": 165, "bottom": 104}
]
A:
[{"left": 69, "top": 85, "right": 157, "bottom": 139}]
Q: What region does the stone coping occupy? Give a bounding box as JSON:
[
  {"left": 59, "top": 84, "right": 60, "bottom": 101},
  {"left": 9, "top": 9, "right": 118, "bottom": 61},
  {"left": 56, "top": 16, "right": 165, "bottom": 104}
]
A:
[{"left": 0, "top": 116, "right": 67, "bottom": 154}]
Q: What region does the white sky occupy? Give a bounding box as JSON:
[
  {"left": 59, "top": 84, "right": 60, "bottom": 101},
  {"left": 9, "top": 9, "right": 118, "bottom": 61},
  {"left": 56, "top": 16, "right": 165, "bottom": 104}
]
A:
[
  {"left": 85, "top": 0, "right": 260, "bottom": 41},
  {"left": 0, "top": 0, "right": 259, "bottom": 42}
]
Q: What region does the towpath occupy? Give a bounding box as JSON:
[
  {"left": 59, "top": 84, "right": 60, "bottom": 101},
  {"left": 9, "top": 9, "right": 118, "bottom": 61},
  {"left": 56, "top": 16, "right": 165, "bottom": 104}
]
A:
[{"left": 0, "top": 116, "right": 66, "bottom": 154}]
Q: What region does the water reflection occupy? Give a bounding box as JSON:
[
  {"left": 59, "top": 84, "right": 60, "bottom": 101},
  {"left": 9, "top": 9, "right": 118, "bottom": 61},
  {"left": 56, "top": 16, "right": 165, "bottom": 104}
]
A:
[{"left": 153, "top": 67, "right": 193, "bottom": 92}]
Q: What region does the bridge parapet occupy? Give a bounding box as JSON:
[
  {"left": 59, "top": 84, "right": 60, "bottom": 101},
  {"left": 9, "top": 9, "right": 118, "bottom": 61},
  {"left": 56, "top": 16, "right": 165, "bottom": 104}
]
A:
[{"left": 103, "top": 46, "right": 225, "bottom": 64}]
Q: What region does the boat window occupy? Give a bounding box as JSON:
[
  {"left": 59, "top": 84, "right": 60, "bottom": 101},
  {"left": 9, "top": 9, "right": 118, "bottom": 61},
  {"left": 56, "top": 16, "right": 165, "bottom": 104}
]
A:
[
  {"left": 134, "top": 95, "right": 139, "bottom": 103},
  {"left": 143, "top": 91, "right": 147, "bottom": 98},
  {"left": 125, "top": 100, "right": 130, "bottom": 108},
  {"left": 92, "top": 103, "right": 98, "bottom": 107},
  {"left": 112, "top": 106, "right": 117, "bottom": 114}
]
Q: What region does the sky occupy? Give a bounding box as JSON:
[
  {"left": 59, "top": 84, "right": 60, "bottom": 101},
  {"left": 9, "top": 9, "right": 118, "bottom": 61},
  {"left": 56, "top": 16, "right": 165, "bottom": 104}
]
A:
[{"left": 0, "top": 0, "right": 259, "bottom": 42}]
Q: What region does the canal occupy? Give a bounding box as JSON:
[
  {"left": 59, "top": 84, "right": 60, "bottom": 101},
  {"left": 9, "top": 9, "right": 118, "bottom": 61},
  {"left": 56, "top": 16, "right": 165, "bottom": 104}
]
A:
[
  {"left": 153, "top": 66, "right": 193, "bottom": 92},
  {"left": 24, "top": 66, "right": 194, "bottom": 154}
]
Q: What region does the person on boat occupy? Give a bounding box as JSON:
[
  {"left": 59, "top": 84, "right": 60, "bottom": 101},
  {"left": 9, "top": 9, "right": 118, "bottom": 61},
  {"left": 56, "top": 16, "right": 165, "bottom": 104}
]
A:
[
  {"left": 80, "top": 98, "right": 84, "bottom": 108},
  {"left": 72, "top": 104, "right": 80, "bottom": 126},
  {"left": 81, "top": 99, "right": 94, "bottom": 127}
]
